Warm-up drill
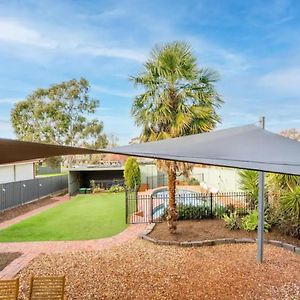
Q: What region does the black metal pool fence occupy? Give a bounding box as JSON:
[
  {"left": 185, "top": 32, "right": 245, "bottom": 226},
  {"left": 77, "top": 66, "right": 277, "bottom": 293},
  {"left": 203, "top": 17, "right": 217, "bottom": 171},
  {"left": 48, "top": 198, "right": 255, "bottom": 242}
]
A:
[{"left": 125, "top": 190, "right": 256, "bottom": 224}]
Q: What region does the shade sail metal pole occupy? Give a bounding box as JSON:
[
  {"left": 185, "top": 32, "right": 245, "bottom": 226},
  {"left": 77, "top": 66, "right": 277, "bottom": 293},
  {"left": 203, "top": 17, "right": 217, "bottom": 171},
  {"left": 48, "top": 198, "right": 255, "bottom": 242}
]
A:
[{"left": 257, "top": 116, "right": 265, "bottom": 263}]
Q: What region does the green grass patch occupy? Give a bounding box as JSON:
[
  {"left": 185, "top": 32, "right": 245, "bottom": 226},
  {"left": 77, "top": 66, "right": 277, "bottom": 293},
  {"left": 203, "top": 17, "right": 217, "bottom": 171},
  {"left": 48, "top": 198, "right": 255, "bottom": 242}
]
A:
[{"left": 0, "top": 193, "right": 127, "bottom": 242}]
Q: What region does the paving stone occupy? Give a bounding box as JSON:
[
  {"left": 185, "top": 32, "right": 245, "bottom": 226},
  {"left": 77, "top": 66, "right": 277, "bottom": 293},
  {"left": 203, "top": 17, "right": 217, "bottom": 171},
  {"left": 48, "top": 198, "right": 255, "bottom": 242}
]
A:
[
  {"left": 202, "top": 240, "right": 215, "bottom": 246},
  {"left": 180, "top": 241, "right": 194, "bottom": 247},
  {"left": 267, "top": 240, "right": 283, "bottom": 247},
  {"left": 282, "top": 243, "right": 295, "bottom": 252},
  {"left": 214, "top": 238, "right": 236, "bottom": 245},
  {"left": 189, "top": 241, "right": 205, "bottom": 247},
  {"left": 156, "top": 240, "right": 170, "bottom": 245},
  {"left": 235, "top": 238, "right": 255, "bottom": 243},
  {"left": 142, "top": 235, "right": 157, "bottom": 243},
  {"left": 168, "top": 241, "right": 180, "bottom": 246}
]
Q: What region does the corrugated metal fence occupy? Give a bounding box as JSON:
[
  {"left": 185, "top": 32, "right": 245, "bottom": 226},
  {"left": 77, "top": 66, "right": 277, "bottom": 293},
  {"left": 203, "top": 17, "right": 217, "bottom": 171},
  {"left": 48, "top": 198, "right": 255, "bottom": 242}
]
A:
[{"left": 0, "top": 175, "right": 68, "bottom": 211}]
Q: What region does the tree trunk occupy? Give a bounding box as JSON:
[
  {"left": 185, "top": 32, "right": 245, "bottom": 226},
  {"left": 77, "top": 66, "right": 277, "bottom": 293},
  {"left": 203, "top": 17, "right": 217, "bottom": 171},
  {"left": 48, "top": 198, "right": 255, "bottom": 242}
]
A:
[{"left": 166, "top": 162, "right": 178, "bottom": 233}]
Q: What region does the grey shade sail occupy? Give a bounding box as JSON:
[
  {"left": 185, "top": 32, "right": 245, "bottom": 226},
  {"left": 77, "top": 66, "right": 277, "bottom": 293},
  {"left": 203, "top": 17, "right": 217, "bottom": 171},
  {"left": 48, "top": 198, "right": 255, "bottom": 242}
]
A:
[
  {"left": 1, "top": 124, "right": 300, "bottom": 176},
  {"left": 102, "top": 125, "right": 300, "bottom": 176},
  {"left": 0, "top": 138, "right": 101, "bottom": 165}
]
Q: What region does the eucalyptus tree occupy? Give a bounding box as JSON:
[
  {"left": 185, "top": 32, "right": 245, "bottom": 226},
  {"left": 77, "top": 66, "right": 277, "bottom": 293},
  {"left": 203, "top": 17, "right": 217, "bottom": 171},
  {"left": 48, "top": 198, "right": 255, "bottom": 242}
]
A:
[
  {"left": 11, "top": 78, "right": 108, "bottom": 166},
  {"left": 131, "top": 42, "right": 223, "bottom": 232}
]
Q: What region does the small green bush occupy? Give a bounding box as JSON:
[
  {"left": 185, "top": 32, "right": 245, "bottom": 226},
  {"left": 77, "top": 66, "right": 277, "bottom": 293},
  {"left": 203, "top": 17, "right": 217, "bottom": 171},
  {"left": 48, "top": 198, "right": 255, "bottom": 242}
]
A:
[
  {"left": 108, "top": 185, "right": 125, "bottom": 193},
  {"left": 222, "top": 211, "right": 239, "bottom": 230},
  {"left": 241, "top": 210, "right": 270, "bottom": 232},
  {"left": 188, "top": 177, "right": 200, "bottom": 185},
  {"left": 177, "top": 204, "right": 210, "bottom": 220}
]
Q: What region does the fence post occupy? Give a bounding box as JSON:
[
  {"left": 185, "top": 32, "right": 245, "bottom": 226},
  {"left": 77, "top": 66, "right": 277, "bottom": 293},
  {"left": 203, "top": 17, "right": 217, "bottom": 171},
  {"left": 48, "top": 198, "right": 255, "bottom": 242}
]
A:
[
  {"left": 150, "top": 195, "right": 153, "bottom": 223},
  {"left": 210, "top": 193, "right": 213, "bottom": 217},
  {"left": 125, "top": 189, "right": 128, "bottom": 224}
]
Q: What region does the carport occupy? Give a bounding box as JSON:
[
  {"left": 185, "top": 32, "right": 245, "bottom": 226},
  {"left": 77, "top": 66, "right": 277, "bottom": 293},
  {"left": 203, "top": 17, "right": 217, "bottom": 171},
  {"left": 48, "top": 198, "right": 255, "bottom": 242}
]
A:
[{"left": 68, "top": 165, "right": 124, "bottom": 195}]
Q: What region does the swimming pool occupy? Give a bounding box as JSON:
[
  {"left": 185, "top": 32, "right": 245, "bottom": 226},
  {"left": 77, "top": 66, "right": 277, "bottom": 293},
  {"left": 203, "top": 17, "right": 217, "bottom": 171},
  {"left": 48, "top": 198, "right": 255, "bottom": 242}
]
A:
[{"left": 151, "top": 188, "right": 206, "bottom": 219}]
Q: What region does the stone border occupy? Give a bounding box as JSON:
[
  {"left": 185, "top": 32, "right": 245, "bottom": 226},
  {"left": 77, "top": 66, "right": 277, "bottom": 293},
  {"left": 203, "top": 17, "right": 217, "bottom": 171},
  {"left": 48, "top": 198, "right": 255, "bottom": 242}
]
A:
[{"left": 139, "top": 223, "right": 300, "bottom": 255}]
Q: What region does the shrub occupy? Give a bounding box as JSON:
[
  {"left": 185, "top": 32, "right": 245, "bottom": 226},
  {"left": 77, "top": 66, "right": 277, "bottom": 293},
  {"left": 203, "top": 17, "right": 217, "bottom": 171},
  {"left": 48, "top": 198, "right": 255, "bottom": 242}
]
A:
[
  {"left": 241, "top": 210, "right": 270, "bottom": 232},
  {"left": 214, "top": 205, "right": 226, "bottom": 217},
  {"left": 177, "top": 204, "right": 210, "bottom": 220},
  {"left": 239, "top": 170, "right": 259, "bottom": 205},
  {"left": 124, "top": 157, "right": 141, "bottom": 190},
  {"left": 188, "top": 177, "right": 200, "bottom": 185},
  {"left": 222, "top": 211, "right": 239, "bottom": 230},
  {"left": 280, "top": 186, "right": 300, "bottom": 220},
  {"left": 108, "top": 185, "right": 125, "bottom": 193}
]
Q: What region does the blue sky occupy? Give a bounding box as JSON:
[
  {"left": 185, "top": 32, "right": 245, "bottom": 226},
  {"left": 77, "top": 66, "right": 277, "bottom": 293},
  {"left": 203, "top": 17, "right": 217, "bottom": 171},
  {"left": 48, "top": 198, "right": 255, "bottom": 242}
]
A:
[{"left": 0, "top": 0, "right": 300, "bottom": 144}]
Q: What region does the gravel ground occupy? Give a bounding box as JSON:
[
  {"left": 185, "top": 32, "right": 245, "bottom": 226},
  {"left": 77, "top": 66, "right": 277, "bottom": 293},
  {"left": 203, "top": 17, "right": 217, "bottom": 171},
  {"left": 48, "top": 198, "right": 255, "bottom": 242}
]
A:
[
  {"left": 18, "top": 240, "right": 300, "bottom": 299},
  {"left": 150, "top": 220, "right": 300, "bottom": 247},
  {"left": 0, "top": 197, "right": 59, "bottom": 223}
]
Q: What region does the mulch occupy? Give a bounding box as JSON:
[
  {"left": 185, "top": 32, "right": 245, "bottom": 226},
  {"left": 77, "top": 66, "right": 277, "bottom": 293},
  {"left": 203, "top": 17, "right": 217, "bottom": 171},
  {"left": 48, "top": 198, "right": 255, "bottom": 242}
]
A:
[
  {"left": 0, "top": 197, "right": 59, "bottom": 223},
  {"left": 17, "top": 240, "right": 300, "bottom": 299},
  {"left": 150, "top": 219, "right": 300, "bottom": 247},
  {"left": 0, "top": 252, "right": 21, "bottom": 271}
]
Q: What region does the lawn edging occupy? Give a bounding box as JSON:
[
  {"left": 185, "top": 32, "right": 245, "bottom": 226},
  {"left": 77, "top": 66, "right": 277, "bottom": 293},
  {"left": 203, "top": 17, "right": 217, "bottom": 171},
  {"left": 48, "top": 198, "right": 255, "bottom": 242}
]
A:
[{"left": 139, "top": 223, "right": 300, "bottom": 255}]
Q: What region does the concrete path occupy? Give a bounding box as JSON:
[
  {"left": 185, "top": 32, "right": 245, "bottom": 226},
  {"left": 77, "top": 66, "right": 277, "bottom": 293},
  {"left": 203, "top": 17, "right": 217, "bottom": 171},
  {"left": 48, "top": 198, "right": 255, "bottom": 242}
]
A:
[{"left": 0, "top": 195, "right": 146, "bottom": 279}]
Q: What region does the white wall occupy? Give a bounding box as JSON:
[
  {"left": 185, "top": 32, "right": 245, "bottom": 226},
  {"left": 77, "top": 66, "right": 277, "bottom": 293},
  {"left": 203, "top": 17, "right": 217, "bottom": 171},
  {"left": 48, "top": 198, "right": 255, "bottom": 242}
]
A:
[
  {"left": 191, "top": 166, "right": 241, "bottom": 192},
  {"left": 0, "top": 162, "right": 35, "bottom": 184},
  {"left": 140, "top": 163, "right": 241, "bottom": 192},
  {"left": 15, "top": 163, "right": 34, "bottom": 181},
  {"left": 0, "top": 165, "right": 15, "bottom": 184}
]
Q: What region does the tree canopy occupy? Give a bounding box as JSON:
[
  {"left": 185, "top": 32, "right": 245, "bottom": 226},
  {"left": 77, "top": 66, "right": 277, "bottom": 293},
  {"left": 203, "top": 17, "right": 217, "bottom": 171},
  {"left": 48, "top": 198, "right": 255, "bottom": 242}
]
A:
[{"left": 11, "top": 78, "right": 108, "bottom": 165}]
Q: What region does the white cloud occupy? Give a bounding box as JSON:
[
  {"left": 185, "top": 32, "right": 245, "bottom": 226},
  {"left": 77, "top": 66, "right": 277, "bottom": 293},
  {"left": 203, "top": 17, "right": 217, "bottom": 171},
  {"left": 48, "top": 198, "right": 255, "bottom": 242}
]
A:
[
  {"left": 92, "top": 85, "right": 134, "bottom": 98},
  {"left": 0, "top": 19, "right": 56, "bottom": 48},
  {"left": 259, "top": 67, "right": 300, "bottom": 94},
  {"left": 78, "top": 46, "right": 146, "bottom": 62}
]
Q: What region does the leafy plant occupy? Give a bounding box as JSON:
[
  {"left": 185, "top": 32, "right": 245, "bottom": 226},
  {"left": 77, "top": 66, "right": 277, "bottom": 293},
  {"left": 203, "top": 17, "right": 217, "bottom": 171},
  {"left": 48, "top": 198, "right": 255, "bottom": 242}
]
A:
[
  {"left": 214, "top": 205, "right": 226, "bottom": 217},
  {"left": 177, "top": 204, "right": 210, "bottom": 220},
  {"left": 124, "top": 157, "right": 141, "bottom": 190},
  {"left": 239, "top": 170, "right": 259, "bottom": 205},
  {"left": 241, "top": 210, "right": 270, "bottom": 232},
  {"left": 108, "top": 185, "right": 125, "bottom": 193},
  {"left": 188, "top": 177, "right": 200, "bottom": 185},
  {"left": 222, "top": 211, "right": 239, "bottom": 230},
  {"left": 280, "top": 186, "right": 300, "bottom": 220}
]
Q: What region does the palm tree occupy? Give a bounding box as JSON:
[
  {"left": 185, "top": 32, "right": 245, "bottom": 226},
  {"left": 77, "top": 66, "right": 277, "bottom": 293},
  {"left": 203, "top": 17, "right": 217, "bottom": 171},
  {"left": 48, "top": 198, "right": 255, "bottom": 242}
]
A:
[{"left": 131, "top": 41, "right": 222, "bottom": 232}]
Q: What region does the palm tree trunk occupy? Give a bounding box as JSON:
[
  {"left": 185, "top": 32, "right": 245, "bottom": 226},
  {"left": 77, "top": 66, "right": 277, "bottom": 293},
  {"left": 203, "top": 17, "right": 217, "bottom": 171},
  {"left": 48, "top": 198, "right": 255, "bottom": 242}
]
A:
[{"left": 166, "top": 162, "right": 178, "bottom": 233}]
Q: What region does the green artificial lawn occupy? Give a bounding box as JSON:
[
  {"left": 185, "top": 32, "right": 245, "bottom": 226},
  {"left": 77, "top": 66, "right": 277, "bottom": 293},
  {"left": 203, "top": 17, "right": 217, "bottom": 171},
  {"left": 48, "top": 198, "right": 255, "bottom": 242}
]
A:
[{"left": 0, "top": 193, "right": 127, "bottom": 242}]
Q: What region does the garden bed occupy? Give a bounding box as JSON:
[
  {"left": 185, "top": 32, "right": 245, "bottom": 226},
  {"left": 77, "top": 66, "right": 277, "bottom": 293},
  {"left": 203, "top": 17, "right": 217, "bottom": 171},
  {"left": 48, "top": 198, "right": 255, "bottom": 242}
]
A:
[
  {"left": 0, "top": 252, "right": 21, "bottom": 271},
  {"left": 0, "top": 196, "right": 60, "bottom": 223},
  {"left": 149, "top": 219, "right": 300, "bottom": 247}
]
